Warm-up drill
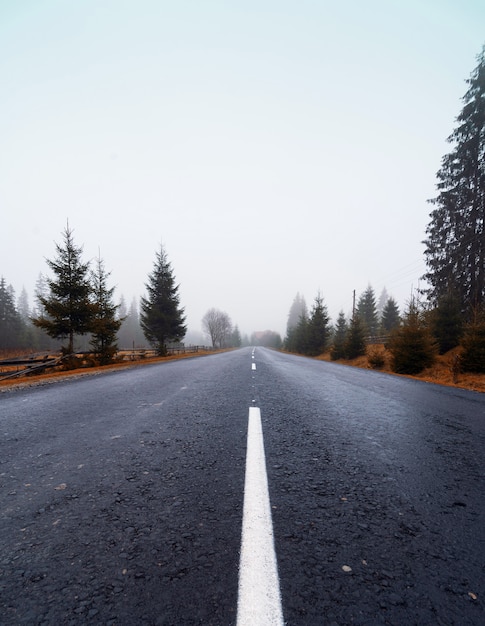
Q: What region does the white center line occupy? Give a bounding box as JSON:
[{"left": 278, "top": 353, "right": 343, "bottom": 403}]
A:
[
  {"left": 252, "top": 363, "right": 256, "bottom": 370},
  {"left": 237, "top": 407, "right": 284, "bottom": 626}
]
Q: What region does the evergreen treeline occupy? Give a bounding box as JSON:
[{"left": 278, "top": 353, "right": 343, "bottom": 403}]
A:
[
  {"left": 284, "top": 48, "right": 485, "bottom": 375},
  {"left": 285, "top": 282, "right": 485, "bottom": 376}
]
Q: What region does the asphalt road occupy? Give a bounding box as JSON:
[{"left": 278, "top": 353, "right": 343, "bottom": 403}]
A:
[{"left": 0, "top": 347, "right": 484, "bottom": 625}]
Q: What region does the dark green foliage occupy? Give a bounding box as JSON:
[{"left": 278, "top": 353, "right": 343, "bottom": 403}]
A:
[
  {"left": 460, "top": 308, "right": 485, "bottom": 372},
  {"left": 90, "top": 257, "right": 123, "bottom": 364},
  {"left": 344, "top": 315, "right": 367, "bottom": 359},
  {"left": 357, "top": 285, "right": 379, "bottom": 337},
  {"left": 423, "top": 48, "right": 485, "bottom": 314},
  {"left": 381, "top": 297, "right": 401, "bottom": 333},
  {"left": 388, "top": 300, "right": 437, "bottom": 374},
  {"left": 330, "top": 311, "right": 347, "bottom": 360},
  {"left": 305, "top": 293, "right": 330, "bottom": 356},
  {"left": 32, "top": 225, "right": 94, "bottom": 354},
  {"left": 140, "top": 245, "right": 186, "bottom": 355},
  {"left": 285, "top": 293, "right": 330, "bottom": 356},
  {"left": 428, "top": 291, "right": 463, "bottom": 354}
]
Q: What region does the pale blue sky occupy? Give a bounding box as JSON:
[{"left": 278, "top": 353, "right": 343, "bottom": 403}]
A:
[{"left": 1, "top": 0, "right": 484, "bottom": 338}]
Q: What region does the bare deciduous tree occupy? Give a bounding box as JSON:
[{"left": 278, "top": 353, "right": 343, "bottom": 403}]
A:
[{"left": 202, "top": 308, "right": 233, "bottom": 348}]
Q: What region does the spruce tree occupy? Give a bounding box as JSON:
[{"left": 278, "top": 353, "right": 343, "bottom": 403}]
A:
[
  {"left": 306, "top": 293, "right": 330, "bottom": 356},
  {"left": 330, "top": 311, "right": 348, "bottom": 360},
  {"left": 357, "top": 285, "right": 379, "bottom": 337},
  {"left": 140, "top": 244, "right": 186, "bottom": 355},
  {"left": 32, "top": 225, "right": 94, "bottom": 354},
  {"left": 90, "top": 256, "right": 123, "bottom": 364},
  {"left": 423, "top": 48, "right": 485, "bottom": 314},
  {"left": 388, "top": 299, "right": 436, "bottom": 374},
  {"left": 381, "top": 297, "right": 401, "bottom": 334}
]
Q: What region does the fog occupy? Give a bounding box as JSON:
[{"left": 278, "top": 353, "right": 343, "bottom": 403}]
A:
[{"left": 1, "top": 1, "right": 484, "bottom": 338}]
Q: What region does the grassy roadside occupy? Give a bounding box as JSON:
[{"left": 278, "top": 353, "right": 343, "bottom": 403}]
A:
[{"left": 315, "top": 346, "right": 485, "bottom": 394}]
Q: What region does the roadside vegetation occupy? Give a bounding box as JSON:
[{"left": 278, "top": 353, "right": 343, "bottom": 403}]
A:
[{"left": 283, "top": 49, "right": 485, "bottom": 391}]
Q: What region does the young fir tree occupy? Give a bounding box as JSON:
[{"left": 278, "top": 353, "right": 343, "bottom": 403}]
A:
[
  {"left": 140, "top": 244, "right": 186, "bottom": 355},
  {"left": 388, "top": 299, "right": 436, "bottom": 374},
  {"left": 356, "top": 285, "right": 379, "bottom": 337},
  {"left": 381, "top": 297, "right": 401, "bottom": 334},
  {"left": 33, "top": 225, "right": 94, "bottom": 355},
  {"left": 330, "top": 311, "right": 348, "bottom": 360},
  {"left": 90, "top": 256, "right": 123, "bottom": 364},
  {"left": 344, "top": 314, "right": 367, "bottom": 359},
  {"left": 460, "top": 307, "right": 485, "bottom": 373},
  {"left": 423, "top": 48, "right": 485, "bottom": 315},
  {"left": 306, "top": 293, "right": 330, "bottom": 356}
]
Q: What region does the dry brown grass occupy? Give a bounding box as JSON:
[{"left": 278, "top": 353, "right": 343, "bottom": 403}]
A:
[{"left": 317, "top": 345, "right": 485, "bottom": 393}]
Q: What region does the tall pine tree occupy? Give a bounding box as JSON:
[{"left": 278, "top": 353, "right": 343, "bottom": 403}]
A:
[
  {"left": 140, "top": 245, "right": 186, "bottom": 355},
  {"left": 306, "top": 293, "right": 330, "bottom": 356},
  {"left": 423, "top": 48, "right": 485, "bottom": 315},
  {"left": 33, "top": 225, "right": 94, "bottom": 354},
  {"left": 330, "top": 311, "right": 348, "bottom": 360},
  {"left": 381, "top": 297, "right": 401, "bottom": 333},
  {"left": 356, "top": 285, "right": 379, "bottom": 337}
]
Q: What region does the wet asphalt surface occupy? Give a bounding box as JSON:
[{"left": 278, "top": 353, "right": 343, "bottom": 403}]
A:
[{"left": 0, "top": 347, "right": 484, "bottom": 625}]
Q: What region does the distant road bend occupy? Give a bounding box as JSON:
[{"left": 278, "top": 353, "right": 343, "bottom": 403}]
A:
[{"left": 0, "top": 347, "right": 484, "bottom": 625}]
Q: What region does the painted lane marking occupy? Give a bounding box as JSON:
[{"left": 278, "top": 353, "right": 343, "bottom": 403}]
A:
[
  {"left": 252, "top": 363, "right": 256, "bottom": 371},
  {"left": 237, "top": 407, "right": 283, "bottom": 626}
]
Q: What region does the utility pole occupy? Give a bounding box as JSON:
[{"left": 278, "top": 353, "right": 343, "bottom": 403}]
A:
[{"left": 352, "top": 289, "right": 356, "bottom": 319}]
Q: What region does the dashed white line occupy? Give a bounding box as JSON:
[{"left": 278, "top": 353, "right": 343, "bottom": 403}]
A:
[
  {"left": 252, "top": 363, "right": 256, "bottom": 370},
  {"left": 237, "top": 407, "right": 284, "bottom": 626}
]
